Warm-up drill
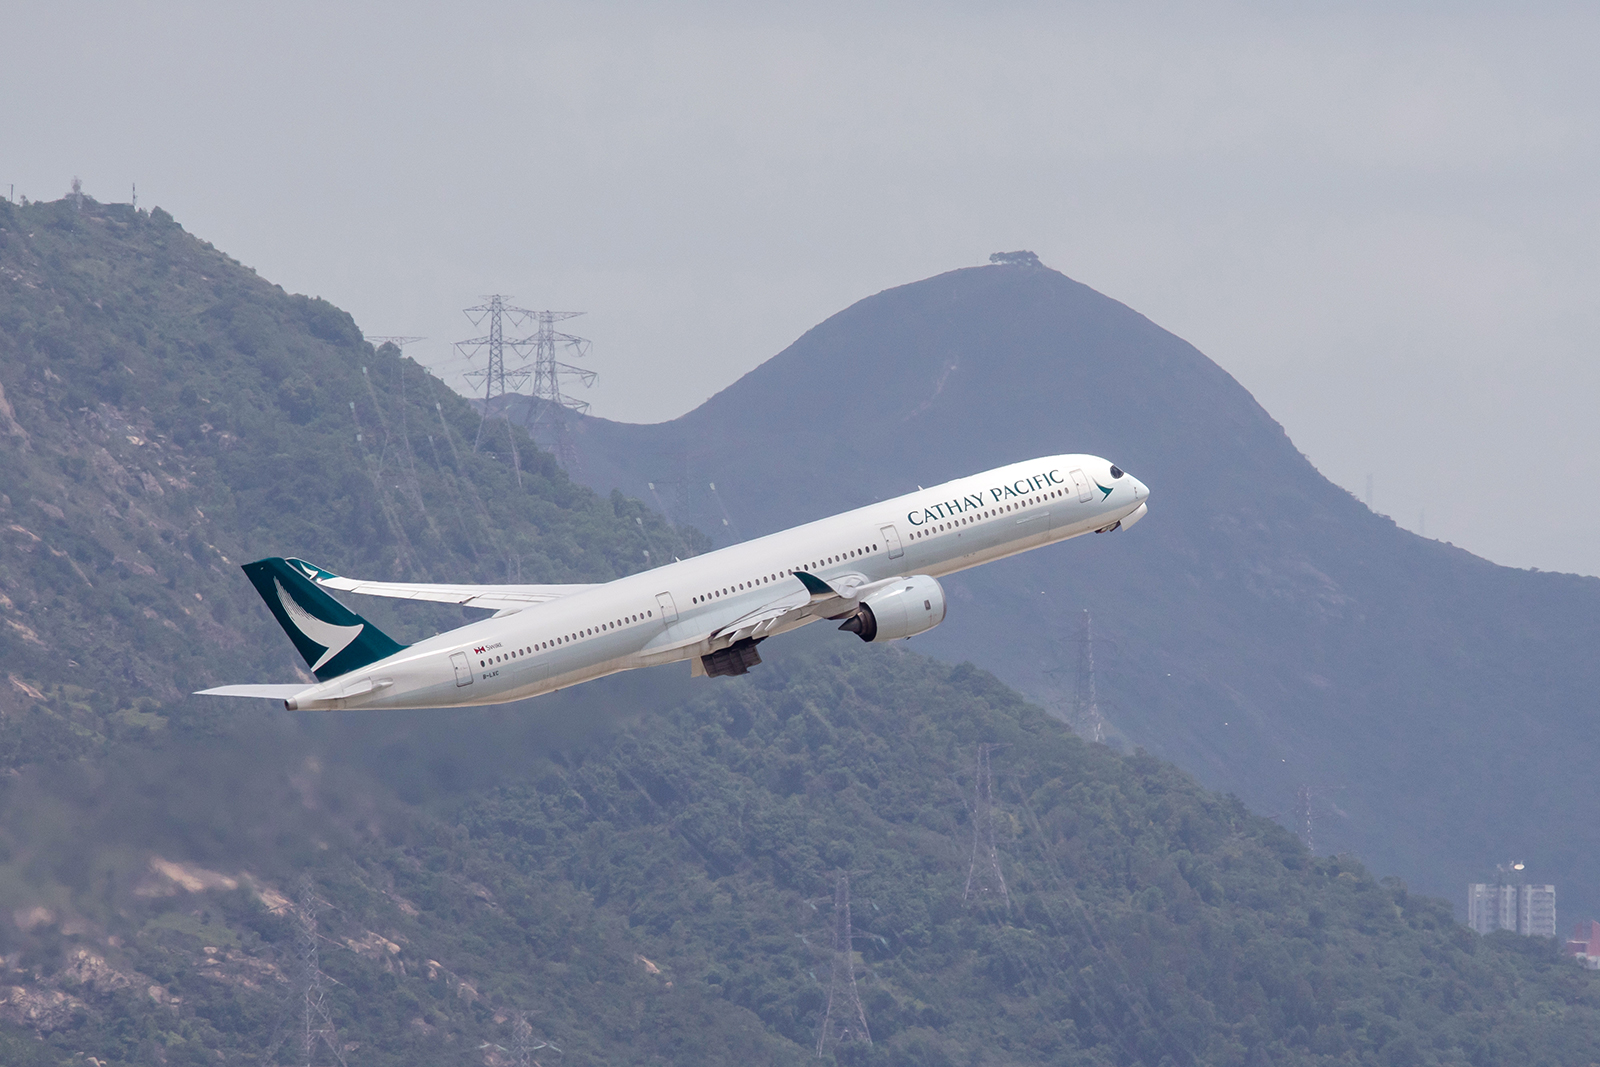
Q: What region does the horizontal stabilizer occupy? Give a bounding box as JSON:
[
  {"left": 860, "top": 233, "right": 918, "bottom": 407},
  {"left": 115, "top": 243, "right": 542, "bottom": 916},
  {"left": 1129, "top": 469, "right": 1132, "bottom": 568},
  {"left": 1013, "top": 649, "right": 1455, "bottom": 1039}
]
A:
[{"left": 195, "top": 684, "right": 311, "bottom": 699}]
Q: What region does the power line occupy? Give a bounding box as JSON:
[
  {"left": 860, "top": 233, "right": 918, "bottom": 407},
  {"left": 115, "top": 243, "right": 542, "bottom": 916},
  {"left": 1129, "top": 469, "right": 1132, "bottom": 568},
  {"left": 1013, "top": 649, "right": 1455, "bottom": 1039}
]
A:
[
  {"left": 347, "top": 394, "right": 425, "bottom": 578},
  {"left": 433, "top": 396, "right": 521, "bottom": 580},
  {"left": 365, "top": 340, "right": 444, "bottom": 553}
]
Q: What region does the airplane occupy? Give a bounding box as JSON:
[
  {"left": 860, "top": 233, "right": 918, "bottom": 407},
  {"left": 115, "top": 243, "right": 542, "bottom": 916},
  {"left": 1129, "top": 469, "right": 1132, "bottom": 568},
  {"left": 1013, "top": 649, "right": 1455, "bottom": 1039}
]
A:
[{"left": 198, "top": 455, "right": 1148, "bottom": 711}]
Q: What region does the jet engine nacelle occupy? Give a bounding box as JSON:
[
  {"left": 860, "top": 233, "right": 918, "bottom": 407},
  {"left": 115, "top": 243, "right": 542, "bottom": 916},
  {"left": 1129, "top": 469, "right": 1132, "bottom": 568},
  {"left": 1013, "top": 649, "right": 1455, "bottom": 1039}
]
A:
[{"left": 838, "top": 575, "right": 947, "bottom": 642}]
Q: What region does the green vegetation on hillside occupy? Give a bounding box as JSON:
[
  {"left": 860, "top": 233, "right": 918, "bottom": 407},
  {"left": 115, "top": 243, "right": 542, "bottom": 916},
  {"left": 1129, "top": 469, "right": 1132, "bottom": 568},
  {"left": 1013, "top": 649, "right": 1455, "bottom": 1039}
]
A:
[
  {"left": 0, "top": 195, "right": 695, "bottom": 759},
  {"left": 2, "top": 643, "right": 1599, "bottom": 1066},
  {"left": 1, "top": 196, "right": 1597, "bottom": 1066},
  {"left": 545, "top": 244, "right": 1600, "bottom": 915}
]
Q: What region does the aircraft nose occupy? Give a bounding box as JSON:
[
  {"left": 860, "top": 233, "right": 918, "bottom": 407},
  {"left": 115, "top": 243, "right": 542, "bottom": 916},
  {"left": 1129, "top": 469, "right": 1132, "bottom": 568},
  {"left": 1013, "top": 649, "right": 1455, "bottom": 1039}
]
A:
[{"left": 1132, "top": 477, "right": 1148, "bottom": 502}]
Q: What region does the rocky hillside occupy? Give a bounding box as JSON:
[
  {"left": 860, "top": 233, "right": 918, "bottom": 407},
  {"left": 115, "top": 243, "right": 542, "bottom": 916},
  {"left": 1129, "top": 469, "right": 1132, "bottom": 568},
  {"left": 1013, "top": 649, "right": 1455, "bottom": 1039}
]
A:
[
  {"left": 3, "top": 636, "right": 1599, "bottom": 1066},
  {"left": 0, "top": 194, "right": 690, "bottom": 760},
  {"left": 2, "top": 198, "right": 1598, "bottom": 1066}
]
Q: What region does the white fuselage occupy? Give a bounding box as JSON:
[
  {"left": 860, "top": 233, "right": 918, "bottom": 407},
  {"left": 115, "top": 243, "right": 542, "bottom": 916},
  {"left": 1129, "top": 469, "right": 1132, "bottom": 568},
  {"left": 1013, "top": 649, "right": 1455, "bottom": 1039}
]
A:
[{"left": 286, "top": 454, "right": 1148, "bottom": 711}]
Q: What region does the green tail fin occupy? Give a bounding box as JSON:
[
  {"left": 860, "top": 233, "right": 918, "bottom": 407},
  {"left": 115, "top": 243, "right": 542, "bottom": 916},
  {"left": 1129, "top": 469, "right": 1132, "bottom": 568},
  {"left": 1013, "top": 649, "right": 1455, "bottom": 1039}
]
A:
[{"left": 242, "top": 557, "right": 406, "bottom": 682}]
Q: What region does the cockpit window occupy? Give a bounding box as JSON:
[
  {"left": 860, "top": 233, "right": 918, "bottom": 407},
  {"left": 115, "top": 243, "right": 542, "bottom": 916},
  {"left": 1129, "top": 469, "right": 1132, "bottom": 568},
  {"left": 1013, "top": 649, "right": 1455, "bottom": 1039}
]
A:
[{"left": 1109, "top": 465, "right": 1125, "bottom": 479}]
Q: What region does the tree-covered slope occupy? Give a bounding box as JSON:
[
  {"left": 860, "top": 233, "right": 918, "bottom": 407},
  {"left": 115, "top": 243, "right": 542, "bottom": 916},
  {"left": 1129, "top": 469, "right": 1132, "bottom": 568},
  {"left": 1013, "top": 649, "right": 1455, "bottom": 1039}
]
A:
[
  {"left": 1, "top": 197, "right": 1597, "bottom": 1067},
  {"left": 3, "top": 638, "right": 1599, "bottom": 1067},
  {"left": 0, "top": 194, "right": 691, "bottom": 759},
  {"left": 541, "top": 260, "right": 1600, "bottom": 915}
]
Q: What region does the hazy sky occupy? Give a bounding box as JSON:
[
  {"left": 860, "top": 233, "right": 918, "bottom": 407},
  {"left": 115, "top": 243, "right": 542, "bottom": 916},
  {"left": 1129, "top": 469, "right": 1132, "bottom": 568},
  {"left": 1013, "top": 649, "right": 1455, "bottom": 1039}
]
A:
[{"left": 5, "top": 3, "right": 1598, "bottom": 574}]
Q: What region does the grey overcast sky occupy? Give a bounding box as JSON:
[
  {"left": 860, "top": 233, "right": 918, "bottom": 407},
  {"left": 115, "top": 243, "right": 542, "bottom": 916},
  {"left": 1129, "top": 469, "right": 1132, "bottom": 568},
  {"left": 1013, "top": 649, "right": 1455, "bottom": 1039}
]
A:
[{"left": 4, "top": 3, "right": 1597, "bottom": 574}]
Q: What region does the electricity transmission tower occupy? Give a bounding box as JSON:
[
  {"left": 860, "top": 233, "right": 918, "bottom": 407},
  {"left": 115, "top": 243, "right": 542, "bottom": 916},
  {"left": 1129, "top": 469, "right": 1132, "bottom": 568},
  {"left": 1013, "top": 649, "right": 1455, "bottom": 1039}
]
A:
[
  {"left": 1295, "top": 785, "right": 1315, "bottom": 854},
  {"left": 293, "top": 878, "right": 348, "bottom": 1067},
  {"left": 1285, "top": 783, "right": 1346, "bottom": 855},
  {"left": 516, "top": 310, "right": 595, "bottom": 470},
  {"left": 1073, "top": 609, "right": 1110, "bottom": 743},
  {"left": 816, "top": 873, "right": 871, "bottom": 1057},
  {"left": 457, "top": 295, "right": 539, "bottom": 452},
  {"left": 963, "top": 743, "right": 1011, "bottom": 909},
  {"left": 509, "top": 1011, "right": 560, "bottom": 1067}
]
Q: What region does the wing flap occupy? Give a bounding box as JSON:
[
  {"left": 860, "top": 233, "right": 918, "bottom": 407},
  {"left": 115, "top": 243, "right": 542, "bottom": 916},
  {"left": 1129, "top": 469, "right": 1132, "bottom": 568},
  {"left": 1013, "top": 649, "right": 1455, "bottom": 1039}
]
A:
[{"left": 711, "top": 571, "right": 886, "bottom": 641}]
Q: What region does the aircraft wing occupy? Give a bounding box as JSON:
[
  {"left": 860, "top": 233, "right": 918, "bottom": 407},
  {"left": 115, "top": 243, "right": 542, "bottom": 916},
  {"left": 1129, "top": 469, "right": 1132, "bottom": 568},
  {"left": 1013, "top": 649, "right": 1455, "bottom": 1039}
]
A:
[
  {"left": 285, "top": 558, "right": 597, "bottom": 613},
  {"left": 713, "top": 570, "right": 885, "bottom": 643},
  {"left": 195, "top": 684, "right": 313, "bottom": 699}
]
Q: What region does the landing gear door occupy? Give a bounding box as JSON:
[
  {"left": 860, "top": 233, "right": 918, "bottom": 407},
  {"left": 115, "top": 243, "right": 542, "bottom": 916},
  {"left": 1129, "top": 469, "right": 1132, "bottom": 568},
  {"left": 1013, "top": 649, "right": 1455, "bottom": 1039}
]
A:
[
  {"left": 880, "top": 524, "right": 904, "bottom": 560},
  {"left": 1070, "top": 468, "right": 1093, "bottom": 503},
  {"left": 450, "top": 651, "right": 473, "bottom": 687},
  {"left": 655, "top": 591, "right": 679, "bottom": 624}
]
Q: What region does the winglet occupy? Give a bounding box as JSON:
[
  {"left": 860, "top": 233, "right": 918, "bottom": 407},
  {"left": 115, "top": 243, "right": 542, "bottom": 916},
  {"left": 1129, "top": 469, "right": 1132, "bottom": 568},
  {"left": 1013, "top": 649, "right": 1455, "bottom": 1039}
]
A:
[
  {"left": 241, "top": 558, "right": 407, "bottom": 682},
  {"left": 284, "top": 557, "right": 341, "bottom": 583},
  {"left": 793, "top": 571, "right": 835, "bottom": 597}
]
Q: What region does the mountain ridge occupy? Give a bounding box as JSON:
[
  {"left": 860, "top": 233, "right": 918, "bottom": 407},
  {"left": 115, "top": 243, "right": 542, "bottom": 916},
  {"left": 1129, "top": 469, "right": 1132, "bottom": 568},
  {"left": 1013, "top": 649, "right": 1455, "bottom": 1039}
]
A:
[
  {"left": 534, "top": 261, "right": 1600, "bottom": 916},
  {"left": 6, "top": 197, "right": 1600, "bottom": 1065}
]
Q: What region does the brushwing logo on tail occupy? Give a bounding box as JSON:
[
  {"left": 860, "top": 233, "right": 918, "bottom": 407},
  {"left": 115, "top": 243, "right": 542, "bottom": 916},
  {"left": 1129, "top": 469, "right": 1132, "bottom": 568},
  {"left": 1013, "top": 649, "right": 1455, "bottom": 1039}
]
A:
[{"left": 274, "top": 579, "right": 363, "bottom": 671}]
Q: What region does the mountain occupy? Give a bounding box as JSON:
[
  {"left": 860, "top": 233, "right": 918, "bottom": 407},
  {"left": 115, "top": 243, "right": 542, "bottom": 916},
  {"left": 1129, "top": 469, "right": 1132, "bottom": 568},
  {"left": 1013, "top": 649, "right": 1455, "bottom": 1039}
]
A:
[
  {"left": 5, "top": 196, "right": 1600, "bottom": 1066},
  {"left": 0, "top": 193, "right": 693, "bottom": 750},
  {"left": 528, "top": 258, "right": 1600, "bottom": 917},
  {"left": 10, "top": 627, "right": 1600, "bottom": 1067}
]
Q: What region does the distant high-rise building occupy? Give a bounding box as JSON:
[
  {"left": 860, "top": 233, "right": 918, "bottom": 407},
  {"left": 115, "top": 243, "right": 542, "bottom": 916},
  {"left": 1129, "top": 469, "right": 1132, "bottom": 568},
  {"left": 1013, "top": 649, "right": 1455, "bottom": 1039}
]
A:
[{"left": 1467, "top": 882, "right": 1556, "bottom": 937}]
